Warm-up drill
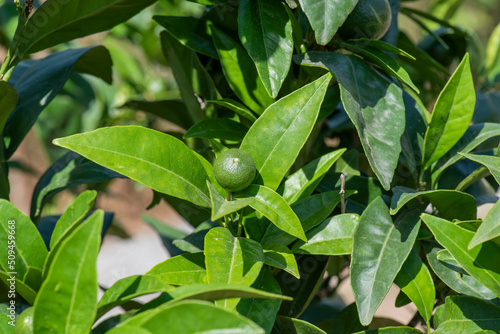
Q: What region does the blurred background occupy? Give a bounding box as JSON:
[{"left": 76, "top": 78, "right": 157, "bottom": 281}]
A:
[{"left": 1, "top": 0, "right": 500, "bottom": 324}]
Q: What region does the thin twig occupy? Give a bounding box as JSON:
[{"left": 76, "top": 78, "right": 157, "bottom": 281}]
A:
[{"left": 340, "top": 172, "right": 347, "bottom": 214}]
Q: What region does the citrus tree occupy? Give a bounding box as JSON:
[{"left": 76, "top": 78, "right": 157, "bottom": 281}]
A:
[{"left": 1, "top": 0, "right": 500, "bottom": 333}]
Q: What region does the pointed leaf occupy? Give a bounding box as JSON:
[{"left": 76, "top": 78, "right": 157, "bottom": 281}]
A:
[
  {"left": 207, "top": 98, "right": 257, "bottom": 122},
  {"left": 298, "top": 0, "right": 359, "bottom": 45},
  {"left": 262, "top": 243, "right": 299, "bottom": 278},
  {"left": 432, "top": 296, "right": 500, "bottom": 333},
  {"left": 239, "top": 0, "right": 293, "bottom": 97},
  {"left": 469, "top": 200, "right": 500, "bottom": 248},
  {"left": 184, "top": 118, "right": 248, "bottom": 141},
  {"left": 431, "top": 123, "right": 500, "bottom": 184},
  {"left": 276, "top": 315, "right": 327, "bottom": 333},
  {"left": 146, "top": 252, "right": 207, "bottom": 285},
  {"left": 422, "top": 214, "right": 500, "bottom": 297},
  {"left": 351, "top": 198, "right": 421, "bottom": 325},
  {"left": 278, "top": 148, "right": 346, "bottom": 204},
  {"left": 422, "top": 54, "right": 476, "bottom": 170},
  {"left": 460, "top": 153, "right": 500, "bottom": 185},
  {"left": 240, "top": 74, "right": 331, "bottom": 190},
  {"left": 4, "top": 47, "right": 112, "bottom": 159},
  {"left": 424, "top": 242, "right": 497, "bottom": 300},
  {"left": 54, "top": 126, "right": 212, "bottom": 208},
  {"left": 0, "top": 200, "right": 47, "bottom": 279},
  {"left": 18, "top": 0, "right": 155, "bottom": 55},
  {"left": 295, "top": 52, "right": 405, "bottom": 190},
  {"left": 211, "top": 25, "right": 273, "bottom": 114},
  {"left": 0, "top": 80, "right": 18, "bottom": 134},
  {"left": 208, "top": 182, "right": 253, "bottom": 221},
  {"left": 239, "top": 185, "right": 307, "bottom": 242},
  {"left": 391, "top": 186, "right": 476, "bottom": 221},
  {"left": 394, "top": 249, "right": 435, "bottom": 323},
  {"left": 117, "top": 300, "right": 265, "bottom": 333},
  {"left": 292, "top": 214, "right": 359, "bottom": 255},
  {"left": 33, "top": 210, "right": 103, "bottom": 334}
]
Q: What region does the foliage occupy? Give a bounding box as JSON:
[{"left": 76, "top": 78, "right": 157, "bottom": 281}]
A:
[{"left": 1, "top": 0, "right": 500, "bottom": 333}]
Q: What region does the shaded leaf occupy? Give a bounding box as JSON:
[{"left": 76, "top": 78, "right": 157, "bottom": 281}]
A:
[
  {"left": 0, "top": 80, "right": 17, "bottom": 134},
  {"left": 240, "top": 74, "right": 331, "bottom": 190},
  {"left": 207, "top": 98, "right": 257, "bottom": 122},
  {"left": 460, "top": 153, "right": 500, "bottom": 185},
  {"left": 353, "top": 328, "right": 423, "bottom": 334},
  {"left": 276, "top": 315, "right": 326, "bottom": 333},
  {"left": 262, "top": 243, "right": 299, "bottom": 278},
  {"left": 184, "top": 118, "right": 248, "bottom": 141},
  {"left": 0, "top": 272, "right": 37, "bottom": 304}
]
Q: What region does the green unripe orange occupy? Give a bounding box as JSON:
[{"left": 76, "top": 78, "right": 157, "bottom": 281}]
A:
[
  {"left": 214, "top": 149, "right": 256, "bottom": 192},
  {"left": 338, "top": 0, "right": 392, "bottom": 41},
  {"left": 15, "top": 307, "right": 34, "bottom": 334}
]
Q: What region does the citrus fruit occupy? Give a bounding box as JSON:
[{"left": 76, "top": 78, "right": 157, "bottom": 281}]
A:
[
  {"left": 338, "top": 0, "right": 392, "bottom": 41},
  {"left": 214, "top": 149, "right": 256, "bottom": 192},
  {"left": 15, "top": 307, "right": 34, "bottom": 334}
]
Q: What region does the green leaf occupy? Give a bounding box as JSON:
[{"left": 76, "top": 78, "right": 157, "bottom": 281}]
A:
[
  {"left": 325, "top": 303, "right": 367, "bottom": 334},
  {"left": 485, "top": 22, "right": 500, "bottom": 85},
  {"left": 278, "top": 149, "right": 346, "bottom": 204},
  {"left": 422, "top": 214, "right": 500, "bottom": 297},
  {"left": 0, "top": 80, "right": 18, "bottom": 134},
  {"left": 207, "top": 98, "right": 257, "bottom": 122},
  {"left": 433, "top": 296, "right": 500, "bottom": 333},
  {"left": 260, "top": 190, "right": 351, "bottom": 245},
  {"left": 210, "top": 25, "right": 273, "bottom": 114},
  {"left": 0, "top": 272, "right": 37, "bottom": 304},
  {"left": 49, "top": 190, "right": 97, "bottom": 249},
  {"left": 18, "top": 0, "right": 155, "bottom": 55},
  {"left": 262, "top": 243, "right": 299, "bottom": 278},
  {"left": 422, "top": 54, "right": 476, "bottom": 170},
  {"left": 394, "top": 249, "right": 435, "bottom": 324},
  {"left": 295, "top": 52, "right": 405, "bottom": 190},
  {"left": 237, "top": 269, "right": 282, "bottom": 334},
  {"left": 276, "top": 255, "right": 329, "bottom": 318},
  {"left": 184, "top": 118, "right": 248, "bottom": 141},
  {"left": 469, "top": 200, "right": 500, "bottom": 249},
  {"left": 348, "top": 39, "right": 416, "bottom": 60},
  {"left": 123, "top": 99, "right": 193, "bottom": 130},
  {"left": 97, "top": 275, "right": 176, "bottom": 320},
  {"left": 298, "top": 0, "right": 358, "bottom": 45},
  {"left": 33, "top": 210, "right": 103, "bottom": 334},
  {"left": 460, "top": 153, "right": 500, "bottom": 185},
  {"left": 54, "top": 126, "right": 212, "bottom": 208},
  {"left": 154, "top": 15, "right": 218, "bottom": 59},
  {"left": 0, "top": 200, "right": 47, "bottom": 279},
  {"left": 173, "top": 222, "right": 216, "bottom": 253},
  {"left": 340, "top": 42, "right": 419, "bottom": 93},
  {"left": 351, "top": 198, "right": 422, "bottom": 326},
  {"left": 276, "top": 315, "right": 327, "bottom": 333},
  {"left": 208, "top": 182, "right": 253, "bottom": 221},
  {"left": 424, "top": 242, "right": 497, "bottom": 300},
  {"left": 116, "top": 300, "right": 265, "bottom": 333},
  {"left": 238, "top": 0, "right": 293, "bottom": 98},
  {"left": 353, "top": 328, "right": 423, "bottom": 334},
  {"left": 146, "top": 252, "right": 207, "bottom": 285},
  {"left": 239, "top": 185, "right": 307, "bottom": 242},
  {"left": 292, "top": 214, "right": 359, "bottom": 255},
  {"left": 431, "top": 123, "right": 500, "bottom": 185},
  {"left": 4, "top": 46, "right": 112, "bottom": 159},
  {"left": 391, "top": 186, "right": 477, "bottom": 221},
  {"left": 240, "top": 74, "right": 331, "bottom": 190},
  {"left": 30, "top": 152, "right": 123, "bottom": 221},
  {"left": 205, "top": 227, "right": 264, "bottom": 308}
]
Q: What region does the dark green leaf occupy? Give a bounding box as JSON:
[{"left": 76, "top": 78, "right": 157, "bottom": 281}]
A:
[
  {"left": 422, "top": 54, "right": 476, "bottom": 170},
  {"left": 325, "top": 303, "right": 367, "bottom": 334},
  {"left": 295, "top": 52, "right": 405, "bottom": 190},
  {"left": 0, "top": 80, "right": 17, "bottom": 134},
  {"left": 211, "top": 25, "right": 273, "bottom": 114},
  {"left": 351, "top": 198, "right": 422, "bottom": 325},
  {"left": 4, "top": 47, "right": 112, "bottom": 159},
  {"left": 0, "top": 200, "right": 47, "bottom": 279},
  {"left": 238, "top": 0, "right": 293, "bottom": 97},
  {"left": 184, "top": 118, "right": 248, "bottom": 141},
  {"left": 262, "top": 243, "right": 299, "bottom": 278},
  {"left": 394, "top": 249, "right": 435, "bottom": 323},
  {"left": 146, "top": 252, "right": 207, "bottom": 285},
  {"left": 276, "top": 315, "right": 327, "bottom": 333},
  {"left": 0, "top": 272, "right": 36, "bottom": 304},
  {"left": 391, "top": 186, "right": 477, "bottom": 221},
  {"left": 123, "top": 99, "right": 193, "bottom": 130},
  {"left": 18, "top": 0, "right": 155, "bottom": 55},
  {"left": 240, "top": 74, "right": 331, "bottom": 190},
  {"left": 207, "top": 98, "right": 257, "bottom": 122},
  {"left": 292, "top": 214, "right": 359, "bottom": 255},
  {"left": 33, "top": 210, "right": 103, "bottom": 333},
  {"left": 298, "top": 0, "right": 358, "bottom": 45},
  {"left": 54, "top": 126, "right": 212, "bottom": 208},
  {"left": 172, "top": 221, "right": 217, "bottom": 253},
  {"left": 239, "top": 185, "right": 307, "bottom": 242},
  {"left": 422, "top": 214, "right": 500, "bottom": 297},
  {"left": 154, "top": 15, "right": 218, "bottom": 59}
]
